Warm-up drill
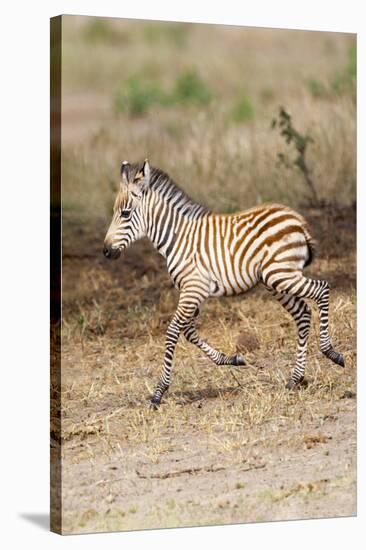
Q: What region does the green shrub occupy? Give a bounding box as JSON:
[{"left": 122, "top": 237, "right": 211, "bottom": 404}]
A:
[
  {"left": 272, "top": 106, "right": 318, "bottom": 204},
  {"left": 231, "top": 92, "right": 254, "bottom": 123},
  {"left": 114, "top": 78, "right": 167, "bottom": 116},
  {"left": 171, "top": 70, "right": 213, "bottom": 106}
]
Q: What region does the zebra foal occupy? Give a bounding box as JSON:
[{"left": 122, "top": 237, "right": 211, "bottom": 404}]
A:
[{"left": 103, "top": 159, "right": 344, "bottom": 407}]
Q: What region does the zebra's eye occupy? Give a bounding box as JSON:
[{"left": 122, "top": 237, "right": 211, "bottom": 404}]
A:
[{"left": 120, "top": 209, "right": 131, "bottom": 219}]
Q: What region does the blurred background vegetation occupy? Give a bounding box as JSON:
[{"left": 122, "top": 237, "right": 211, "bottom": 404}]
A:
[{"left": 60, "top": 16, "right": 356, "bottom": 240}]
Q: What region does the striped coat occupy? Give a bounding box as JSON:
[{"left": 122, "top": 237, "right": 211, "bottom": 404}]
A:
[{"left": 104, "top": 160, "right": 344, "bottom": 407}]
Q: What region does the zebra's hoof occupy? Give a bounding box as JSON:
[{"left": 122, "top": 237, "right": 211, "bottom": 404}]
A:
[
  {"left": 149, "top": 398, "right": 161, "bottom": 410},
  {"left": 332, "top": 352, "right": 345, "bottom": 368},
  {"left": 285, "top": 377, "right": 303, "bottom": 390},
  {"left": 233, "top": 354, "right": 246, "bottom": 366},
  {"left": 323, "top": 348, "right": 345, "bottom": 367},
  {"left": 286, "top": 379, "right": 297, "bottom": 390}
]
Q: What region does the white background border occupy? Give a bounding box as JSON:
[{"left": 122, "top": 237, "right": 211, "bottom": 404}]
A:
[{"left": 0, "top": 1, "right": 364, "bottom": 548}]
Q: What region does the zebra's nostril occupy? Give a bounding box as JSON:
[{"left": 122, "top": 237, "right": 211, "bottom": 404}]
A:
[{"left": 103, "top": 246, "right": 110, "bottom": 258}]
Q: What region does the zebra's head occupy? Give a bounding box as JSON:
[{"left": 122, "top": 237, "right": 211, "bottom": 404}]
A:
[{"left": 103, "top": 159, "right": 150, "bottom": 259}]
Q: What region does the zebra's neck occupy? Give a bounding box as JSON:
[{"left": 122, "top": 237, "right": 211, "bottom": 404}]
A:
[{"left": 143, "top": 189, "right": 209, "bottom": 259}]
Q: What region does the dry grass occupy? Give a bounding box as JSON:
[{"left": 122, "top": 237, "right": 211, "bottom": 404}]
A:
[
  {"left": 54, "top": 16, "right": 356, "bottom": 534},
  {"left": 58, "top": 208, "right": 356, "bottom": 532}
]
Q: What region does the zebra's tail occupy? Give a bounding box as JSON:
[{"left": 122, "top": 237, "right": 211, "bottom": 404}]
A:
[{"left": 303, "top": 225, "right": 316, "bottom": 268}]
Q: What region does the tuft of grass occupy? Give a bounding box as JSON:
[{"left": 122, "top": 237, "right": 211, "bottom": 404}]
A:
[
  {"left": 260, "top": 87, "right": 275, "bottom": 104},
  {"left": 306, "top": 79, "right": 329, "bottom": 99},
  {"left": 231, "top": 92, "right": 255, "bottom": 123}
]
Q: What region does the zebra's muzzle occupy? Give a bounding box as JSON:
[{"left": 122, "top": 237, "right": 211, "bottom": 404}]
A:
[{"left": 103, "top": 245, "right": 121, "bottom": 259}]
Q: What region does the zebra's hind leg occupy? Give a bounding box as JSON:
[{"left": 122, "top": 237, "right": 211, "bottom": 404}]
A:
[
  {"left": 265, "top": 272, "right": 344, "bottom": 384},
  {"left": 182, "top": 320, "right": 246, "bottom": 367},
  {"left": 314, "top": 281, "right": 345, "bottom": 367},
  {"left": 268, "top": 289, "right": 311, "bottom": 389}
]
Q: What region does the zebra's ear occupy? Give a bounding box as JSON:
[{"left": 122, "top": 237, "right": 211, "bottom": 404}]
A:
[
  {"left": 142, "top": 159, "right": 150, "bottom": 180},
  {"left": 140, "top": 158, "right": 151, "bottom": 188},
  {"left": 120, "top": 161, "right": 130, "bottom": 184},
  {"left": 136, "top": 158, "right": 151, "bottom": 191}
]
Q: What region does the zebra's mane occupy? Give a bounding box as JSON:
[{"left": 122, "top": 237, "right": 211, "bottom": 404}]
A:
[{"left": 148, "top": 166, "right": 211, "bottom": 220}]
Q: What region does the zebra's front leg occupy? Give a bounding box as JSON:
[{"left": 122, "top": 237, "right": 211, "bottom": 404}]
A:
[
  {"left": 150, "top": 315, "right": 181, "bottom": 408},
  {"left": 150, "top": 288, "right": 206, "bottom": 408},
  {"left": 182, "top": 320, "right": 246, "bottom": 366}
]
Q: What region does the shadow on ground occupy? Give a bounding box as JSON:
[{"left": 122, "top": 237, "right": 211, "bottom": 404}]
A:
[{"left": 19, "top": 513, "right": 49, "bottom": 531}]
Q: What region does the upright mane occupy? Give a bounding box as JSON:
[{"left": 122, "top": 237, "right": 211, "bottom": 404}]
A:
[{"left": 149, "top": 166, "right": 211, "bottom": 219}]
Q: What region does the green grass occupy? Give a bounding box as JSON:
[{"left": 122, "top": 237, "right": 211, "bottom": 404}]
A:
[
  {"left": 306, "top": 79, "right": 329, "bottom": 99},
  {"left": 231, "top": 91, "right": 255, "bottom": 123}
]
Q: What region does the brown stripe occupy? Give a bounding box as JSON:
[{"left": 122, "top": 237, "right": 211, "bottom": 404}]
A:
[
  {"left": 242, "top": 227, "right": 303, "bottom": 275},
  {"left": 263, "top": 227, "right": 304, "bottom": 249},
  {"left": 261, "top": 241, "right": 305, "bottom": 271},
  {"left": 277, "top": 255, "right": 306, "bottom": 264},
  {"left": 236, "top": 205, "right": 282, "bottom": 232},
  {"left": 235, "top": 213, "right": 297, "bottom": 261},
  {"left": 234, "top": 207, "right": 282, "bottom": 252},
  {"left": 273, "top": 242, "right": 306, "bottom": 259}
]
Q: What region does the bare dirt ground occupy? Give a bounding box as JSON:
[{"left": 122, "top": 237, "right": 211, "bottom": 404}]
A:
[{"left": 55, "top": 205, "right": 356, "bottom": 534}]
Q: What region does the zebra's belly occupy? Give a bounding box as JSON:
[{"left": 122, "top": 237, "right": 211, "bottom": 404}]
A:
[
  {"left": 192, "top": 252, "right": 260, "bottom": 297},
  {"left": 209, "top": 273, "right": 258, "bottom": 297}
]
